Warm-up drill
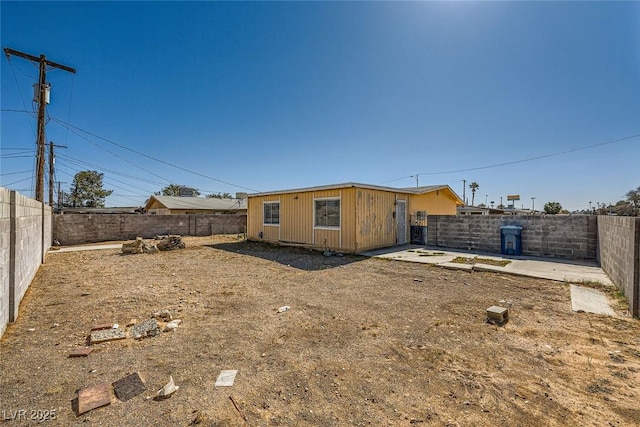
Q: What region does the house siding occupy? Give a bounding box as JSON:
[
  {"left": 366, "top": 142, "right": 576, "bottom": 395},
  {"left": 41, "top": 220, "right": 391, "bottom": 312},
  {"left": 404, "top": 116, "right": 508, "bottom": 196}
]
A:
[
  {"left": 248, "top": 184, "right": 457, "bottom": 253},
  {"left": 355, "top": 188, "right": 402, "bottom": 252},
  {"left": 409, "top": 190, "right": 459, "bottom": 217}
]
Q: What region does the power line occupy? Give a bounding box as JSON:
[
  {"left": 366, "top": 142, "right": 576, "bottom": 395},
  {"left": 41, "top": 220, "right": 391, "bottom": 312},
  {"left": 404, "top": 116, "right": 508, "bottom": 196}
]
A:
[
  {"left": 50, "top": 117, "right": 260, "bottom": 192},
  {"left": 0, "top": 109, "right": 34, "bottom": 114},
  {"left": 382, "top": 132, "right": 640, "bottom": 183},
  {"left": 4, "top": 58, "right": 37, "bottom": 138},
  {"left": 57, "top": 154, "right": 167, "bottom": 186},
  {"left": 0, "top": 170, "right": 32, "bottom": 177},
  {"left": 52, "top": 121, "right": 173, "bottom": 184},
  {"left": 0, "top": 154, "right": 33, "bottom": 159},
  {"left": 3, "top": 176, "right": 33, "bottom": 187},
  {"left": 56, "top": 163, "right": 155, "bottom": 198}
]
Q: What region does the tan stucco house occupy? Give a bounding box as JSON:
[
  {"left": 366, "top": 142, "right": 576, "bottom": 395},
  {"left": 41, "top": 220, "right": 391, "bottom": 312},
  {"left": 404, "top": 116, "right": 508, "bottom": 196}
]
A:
[{"left": 247, "top": 182, "right": 462, "bottom": 253}]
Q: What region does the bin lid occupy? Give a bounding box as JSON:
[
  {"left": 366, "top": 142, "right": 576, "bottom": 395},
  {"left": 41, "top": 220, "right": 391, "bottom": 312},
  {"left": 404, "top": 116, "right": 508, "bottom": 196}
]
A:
[{"left": 500, "top": 225, "right": 522, "bottom": 230}]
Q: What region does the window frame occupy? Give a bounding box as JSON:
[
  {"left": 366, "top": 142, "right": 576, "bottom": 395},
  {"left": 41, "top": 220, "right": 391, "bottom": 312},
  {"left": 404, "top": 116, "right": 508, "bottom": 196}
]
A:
[
  {"left": 313, "top": 197, "right": 341, "bottom": 229},
  {"left": 263, "top": 201, "right": 280, "bottom": 226}
]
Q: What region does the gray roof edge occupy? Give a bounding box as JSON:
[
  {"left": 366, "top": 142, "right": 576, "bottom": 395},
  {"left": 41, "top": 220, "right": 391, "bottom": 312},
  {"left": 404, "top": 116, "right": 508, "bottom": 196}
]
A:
[
  {"left": 248, "top": 183, "right": 464, "bottom": 202},
  {"left": 147, "top": 195, "right": 247, "bottom": 210},
  {"left": 247, "top": 182, "right": 452, "bottom": 197}
]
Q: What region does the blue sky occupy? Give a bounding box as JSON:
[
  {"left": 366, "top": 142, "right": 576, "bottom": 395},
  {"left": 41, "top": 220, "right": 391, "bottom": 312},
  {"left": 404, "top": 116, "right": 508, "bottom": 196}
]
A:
[{"left": 1, "top": 1, "right": 639, "bottom": 211}]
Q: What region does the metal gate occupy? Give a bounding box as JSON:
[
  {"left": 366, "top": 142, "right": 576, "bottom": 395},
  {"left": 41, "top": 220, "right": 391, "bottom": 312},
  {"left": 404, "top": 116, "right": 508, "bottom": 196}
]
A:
[{"left": 396, "top": 200, "right": 407, "bottom": 244}]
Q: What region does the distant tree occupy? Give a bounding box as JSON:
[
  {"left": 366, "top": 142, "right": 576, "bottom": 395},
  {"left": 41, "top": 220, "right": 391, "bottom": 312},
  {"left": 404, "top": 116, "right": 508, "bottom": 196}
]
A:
[
  {"left": 207, "top": 192, "right": 232, "bottom": 199},
  {"left": 544, "top": 202, "right": 563, "bottom": 215},
  {"left": 469, "top": 182, "right": 479, "bottom": 206},
  {"left": 155, "top": 184, "right": 200, "bottom": 197},
  {"left": 624, "top": 186, "right": 640, "bottom": 216},
  {"left": 477, "top": 203, "right": 486, "bottom": 208},
  {"left": 69, "top": 171, "right": 113, "bottom": 207},
  {"left": 497, "top": 204, "right": 506, "bottom": 210},
  {"left": 613, "top": 200, "right": 634, "bottom": 216}
]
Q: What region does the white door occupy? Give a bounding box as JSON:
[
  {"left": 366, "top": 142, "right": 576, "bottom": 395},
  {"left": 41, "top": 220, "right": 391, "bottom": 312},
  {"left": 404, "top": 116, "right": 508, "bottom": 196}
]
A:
[{"left": 396, "top": 200, "right": 407, "bottom": 244}]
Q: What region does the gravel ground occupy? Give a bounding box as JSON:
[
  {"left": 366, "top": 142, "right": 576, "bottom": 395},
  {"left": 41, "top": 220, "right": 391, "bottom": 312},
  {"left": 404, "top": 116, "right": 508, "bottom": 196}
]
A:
[{"left": 1, "top": 235, "right": 639, "bottom": 426}]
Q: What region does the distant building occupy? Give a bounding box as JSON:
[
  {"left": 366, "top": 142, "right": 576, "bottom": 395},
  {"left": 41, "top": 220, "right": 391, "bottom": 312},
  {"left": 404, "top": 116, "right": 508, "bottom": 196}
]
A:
[
  {"left": 57, "top": 206, "right": 143, "bottom": 214},
  {"left": 457, "top": 206, "right": 512, "bottom": 216},
  {"left": 144, "top": 195, "right": 247, "bottom": 215}
]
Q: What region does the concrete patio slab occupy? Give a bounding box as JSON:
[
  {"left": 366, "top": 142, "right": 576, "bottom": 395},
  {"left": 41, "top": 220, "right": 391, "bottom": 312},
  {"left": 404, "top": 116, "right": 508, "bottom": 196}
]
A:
[
  {"left": 362, "top": 245, "right": 614, "bottom": 286},
  {"left": 570, "top": 284, "right": 615, "bottom": 316}
]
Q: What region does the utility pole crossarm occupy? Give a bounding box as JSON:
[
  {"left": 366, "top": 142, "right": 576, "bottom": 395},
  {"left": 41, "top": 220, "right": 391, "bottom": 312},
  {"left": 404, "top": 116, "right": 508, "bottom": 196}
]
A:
[
  {"left": 4, "top": 47, "right": 76, "bottom": 202},
  {"left": 3, "top": 47, "right": 76, "bottom": 73}
]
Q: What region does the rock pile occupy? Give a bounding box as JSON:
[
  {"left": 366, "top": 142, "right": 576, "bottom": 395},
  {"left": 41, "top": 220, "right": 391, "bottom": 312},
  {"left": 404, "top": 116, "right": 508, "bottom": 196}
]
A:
[
  {"left": 156, "top": 235, "right": 186, "bottom": 251},
  {"left": 121, "top": 237, "right": 158, "bottom": 254}
]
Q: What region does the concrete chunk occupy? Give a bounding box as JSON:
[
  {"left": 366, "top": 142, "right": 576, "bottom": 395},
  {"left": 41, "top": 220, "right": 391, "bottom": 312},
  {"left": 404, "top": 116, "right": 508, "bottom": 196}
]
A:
[
  {"left": 130, "top": 318, "right": 160, "bottom": 339},
  {"left": 90, "top": 328, "right": 126, "bottom": 344}
]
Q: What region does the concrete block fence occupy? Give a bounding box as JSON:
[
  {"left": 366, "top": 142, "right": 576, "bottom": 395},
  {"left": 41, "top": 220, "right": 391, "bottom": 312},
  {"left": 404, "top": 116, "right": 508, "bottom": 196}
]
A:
[
  {"left": 598, "top": 216, "right": 640, "bottom": 317},
  {"left": 1, "top": 188, "right": 52, "bottom": 338},
  {"left": 427, "top": 215, "right": 597, "bottom": 260},
  {"left": 53, "top": 213, "right": 247, "bottom": 246}
]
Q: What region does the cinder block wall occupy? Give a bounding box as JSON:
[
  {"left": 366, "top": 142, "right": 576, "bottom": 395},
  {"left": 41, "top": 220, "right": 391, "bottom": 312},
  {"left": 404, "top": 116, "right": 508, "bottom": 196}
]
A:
[
  {"left": 427, "top": 215, "right": 597, "bottom": 260},
  {"left": 53, "top": 214, "right": 247, "bottom": 245},
  {"left": 0, "top": 188, "right": 11, "bottom": 338},
  {"left": 0, "top": 189, "right": 51, "bottom": 338},
  {"left": 598, "top": 216, "right": 640, "bottom": 317}
]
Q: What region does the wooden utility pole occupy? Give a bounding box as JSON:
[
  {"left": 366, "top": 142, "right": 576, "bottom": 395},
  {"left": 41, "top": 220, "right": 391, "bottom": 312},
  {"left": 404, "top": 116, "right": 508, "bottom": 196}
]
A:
[
  {"left": 49, "top": 142, "right": 54, "bottom": 206},
  {"left": 462, "top": 179, "right": 467, "bottom": 206},
  {"left": 3, "top": 48, "right": 76, "bottom": 202},
  {"left": 48, "top": 142, "right": 66, "bottom": 206},
  {"left": 57, "top": 181, "right": 66, "bottom": 209}
]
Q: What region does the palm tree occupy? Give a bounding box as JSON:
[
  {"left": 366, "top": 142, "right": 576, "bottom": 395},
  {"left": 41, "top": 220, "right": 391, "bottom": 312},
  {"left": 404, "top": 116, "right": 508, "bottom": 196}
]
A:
[{"left": 469, "top": 182, "right": 479, "bottom": 206}]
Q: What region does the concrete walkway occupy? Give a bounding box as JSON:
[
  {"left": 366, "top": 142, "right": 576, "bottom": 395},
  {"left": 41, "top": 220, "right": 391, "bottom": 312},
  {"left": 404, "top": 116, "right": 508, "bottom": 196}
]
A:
[
  {"left": 362, "top": 245, "right": 613, "bottom": 286},
  {"left": 49, "top": 243, "right": 123, "bottom": 253}
]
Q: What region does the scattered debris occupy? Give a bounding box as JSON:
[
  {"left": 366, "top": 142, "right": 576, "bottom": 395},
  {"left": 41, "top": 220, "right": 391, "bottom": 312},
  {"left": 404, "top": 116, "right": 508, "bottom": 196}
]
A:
[
  {"left": 156, "top": 376, "right": 179, "bottom": 398},
  {"left": 164, "top": 319, "right": 182, "bottom": 332},
  {"left": 112, "top": 372, "right": 147, "bottom": 401},
  {"left": 152, "top": 309, "right": 173, "bottom": 321},
  {"left": 69, "top": 348, "right": 93, "bottom": 358},
  {"left": 323, "top": 250, "right": 336, "bottom": 257},
  {"left": 413, "top": 278, "right": 423, "bottom": 282},
  {"left": 486, "top": 306, "right": 509, "bottom": 326},
  {"left": 27, "top": 328, "right": 35, "bottom": 332},
  {"left": 90, "top": 328, "right": 126, "bottom": 344},
  {"left": 215, "top": 370, "right": 238, "bottom": 387},
  {"left": 229, "top": 395, "right": 248, "bottom": 422},
  {"left": 81, "top": 292, "right": 91, "bottom": 297},
  {"left": 76, "top": 382, "right": 111, "bottom": 415},
  {"left": 190, "top": 410, "right": 206, "bottom": 425},
  {"left": 130, "top": 319, "right": 160, "bottom": 339},
  {"left": 277, "top": 306, "right": 291, "bottom": 313},
  {"left": 91, "top": 323, "right": 114, "bottom": 331},
  {"left": 156, "top": 235, "right": 185, "bottom": 251},
  {"left": 121, "top": 237, "right": 158, "bottom": 254}
]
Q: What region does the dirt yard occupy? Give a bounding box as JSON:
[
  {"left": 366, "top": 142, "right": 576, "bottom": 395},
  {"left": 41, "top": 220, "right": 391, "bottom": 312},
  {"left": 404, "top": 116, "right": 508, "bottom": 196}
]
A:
[{"left": 1, "top": 236, "right": 639, "bottom": 426}]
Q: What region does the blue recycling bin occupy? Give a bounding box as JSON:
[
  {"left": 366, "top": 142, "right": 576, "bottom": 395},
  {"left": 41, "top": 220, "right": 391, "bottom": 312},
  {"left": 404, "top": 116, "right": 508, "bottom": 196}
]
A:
[{"left": 500, "top": 225, "right": 522, "bottom": 256}]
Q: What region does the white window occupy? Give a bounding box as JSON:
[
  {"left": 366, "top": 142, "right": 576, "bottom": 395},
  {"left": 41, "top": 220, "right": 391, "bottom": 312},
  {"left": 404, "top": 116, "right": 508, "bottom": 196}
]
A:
[
  {"left": 263, "top": 202, "right": 280, "bottom": 225},
  {"left": 314, "top": 198, "right": 340, "bottom": 228}
]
